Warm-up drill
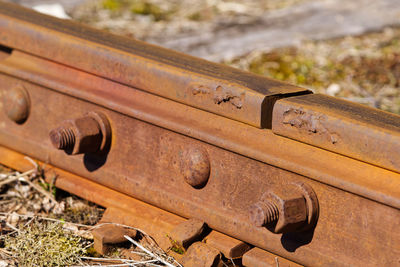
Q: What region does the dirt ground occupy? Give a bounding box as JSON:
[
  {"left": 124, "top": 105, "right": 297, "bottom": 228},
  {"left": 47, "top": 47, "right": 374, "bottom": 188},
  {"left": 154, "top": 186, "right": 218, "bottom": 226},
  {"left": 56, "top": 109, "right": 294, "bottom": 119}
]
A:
[{"left": 1, "top": 0, "right": 400, "bottom": 266}]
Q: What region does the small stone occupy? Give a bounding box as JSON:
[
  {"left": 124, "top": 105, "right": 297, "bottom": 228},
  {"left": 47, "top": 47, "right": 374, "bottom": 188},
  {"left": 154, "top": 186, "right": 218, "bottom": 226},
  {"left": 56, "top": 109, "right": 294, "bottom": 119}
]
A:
[
  {"left": 63, "top": 222, "right": 79, "bottom": 233},
  {"left": 326, "top": 83, "right": 341, "bottom": 96},
  {"left": 52, "top": 201, "right": 66, "bottom": 214},
  {"left": 7, "top": 212, "right": 19, "bottom": 227}
]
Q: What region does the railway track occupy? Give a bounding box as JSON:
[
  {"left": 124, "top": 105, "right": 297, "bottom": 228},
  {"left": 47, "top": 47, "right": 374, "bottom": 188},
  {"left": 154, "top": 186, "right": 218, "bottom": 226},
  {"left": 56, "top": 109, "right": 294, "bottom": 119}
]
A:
[{"left": 0, "top": 2, "right": 399, "bottom": 266}]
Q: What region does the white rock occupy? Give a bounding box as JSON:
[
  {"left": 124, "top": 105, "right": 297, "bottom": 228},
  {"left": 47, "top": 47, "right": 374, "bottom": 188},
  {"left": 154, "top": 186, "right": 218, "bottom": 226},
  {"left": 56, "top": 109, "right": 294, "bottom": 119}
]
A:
[
  {"left": 33, "top": 4, "right": 70, "bottom": 19},
  {"left": 326, "top": 83, "right": 341, "bottom": 96},
  {"left": 7, "top": 212, "right": 19, "bottom": 227},
  {"left": 63, "top": 222, "right": 79, "bottom": 233}
]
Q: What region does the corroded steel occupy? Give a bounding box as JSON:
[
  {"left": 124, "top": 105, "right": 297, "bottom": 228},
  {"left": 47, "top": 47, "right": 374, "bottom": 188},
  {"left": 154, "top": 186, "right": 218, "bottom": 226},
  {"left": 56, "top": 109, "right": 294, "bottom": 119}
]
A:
[
  {"left": 243, "top": 248, "right": 303, "bottom": 267},
  {"left": 204, "top": 231, "right": 251, "bottom": 259},
  {"left": 92, "top": 224, "right": 137, "bottom": 255},
  {"left": 0, "top": 2, "right": 310, "bottom": 128},
  {"left": 169, "top": 218, "right": 206, "bottom": 248},
  {"left": 49, "top": 112, "right": 111, "bottom": 155},
  {"left": 0, "top": 53, "right": 399, "bottom": 265},
  {"left": 272, "top": 93, "right": 400, "bottom": 173},
  {"left": 249, "top": 182, "right": 319, "bottom": 233},
  {"left": 2, "top": 84, "right": 30, "bottom": 124},
  {"left": 0, "top": 2, "right": 399, "bottom": 266},
  {"left": 0, "top": 145, "right": 299, "bottom": 267},
  {"left": 1, "top": 51, "right": 399, "bottom": 210},
  {"left": 180, "top": 242, "right": 221, "bottom": 267},
  {"left": 180, "top": 146, "right": 211, "bottom": 188}
]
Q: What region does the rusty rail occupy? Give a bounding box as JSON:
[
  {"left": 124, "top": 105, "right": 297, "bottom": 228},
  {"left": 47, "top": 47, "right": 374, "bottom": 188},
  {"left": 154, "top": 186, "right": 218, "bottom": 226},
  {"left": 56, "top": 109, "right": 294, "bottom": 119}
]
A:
[{"left": 0, "top": 2, "right": 399, "bottom": 266}]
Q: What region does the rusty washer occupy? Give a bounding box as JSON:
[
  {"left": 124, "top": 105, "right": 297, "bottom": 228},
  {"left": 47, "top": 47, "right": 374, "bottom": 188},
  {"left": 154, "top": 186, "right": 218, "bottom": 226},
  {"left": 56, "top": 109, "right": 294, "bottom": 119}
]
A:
[
  {"left": 3, "top": 85, "right": 30, "bottom": 124},
  {"left": 180, "top": 146, "right": 211, "bottom": 188},
  {"left": 49, "top": 112, "right": 111, "bottom": 155}
]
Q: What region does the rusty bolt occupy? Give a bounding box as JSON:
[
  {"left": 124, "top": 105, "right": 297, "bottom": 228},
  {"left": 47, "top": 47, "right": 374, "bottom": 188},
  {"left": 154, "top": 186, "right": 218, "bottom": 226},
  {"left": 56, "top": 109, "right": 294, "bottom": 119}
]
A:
[
  {"left": 49, "top": 112, "right": 111, "bottom": 155},
  {"left": 180, "top": 146, "right": 210, "bottom": 188},
  {"left": 249, "top": 201, "right": 279, "bottom": 227},
  {"left": 249, "top": 182, "right": 318, "bottom": 233},
  {"left": 3, "top": 85, "right": 30, "bottom": 124}
]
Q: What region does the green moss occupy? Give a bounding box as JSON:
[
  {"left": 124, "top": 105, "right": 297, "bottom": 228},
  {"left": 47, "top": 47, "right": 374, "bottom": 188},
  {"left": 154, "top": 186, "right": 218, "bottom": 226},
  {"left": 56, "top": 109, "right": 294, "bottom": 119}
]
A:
[
  {"left": 187, "top": 11, "right": 202, "bottom": 21},
  {"left": 130, "top": 1, "right": 168, "bottom": 21},
  {"left": 166, "top": 235, "right": 185, "bottom": 255},
  {"left": 102, "top": 0, "right": 123, "bottom": 11},
  {"left": 4, "top": 221, "right": 90, "bottom": 266}
]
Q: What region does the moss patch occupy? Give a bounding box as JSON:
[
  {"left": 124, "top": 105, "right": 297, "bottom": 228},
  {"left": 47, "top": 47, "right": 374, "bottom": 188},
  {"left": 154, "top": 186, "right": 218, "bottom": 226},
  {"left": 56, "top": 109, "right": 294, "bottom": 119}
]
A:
[{"left": 4, "top": 221, "right": 90, "bottom": 266}]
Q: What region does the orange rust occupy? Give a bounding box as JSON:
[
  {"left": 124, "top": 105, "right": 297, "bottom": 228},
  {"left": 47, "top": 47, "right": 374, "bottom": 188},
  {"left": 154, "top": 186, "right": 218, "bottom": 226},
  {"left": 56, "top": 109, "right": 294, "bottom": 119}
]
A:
[
  {"left": 0, "top": 145, "right": 299, "bottom": 266},
  {"left": 0, "top": 2, "right": 399, "bottom": 266},
  {"left": 0, "top": 51, "right": 399, "bottom": 210},
  {"left": 0, "top": 2, "right": 309, "bottom": 128},
  {"left": 0, "top": 60, "right": 399, "bottom": 265},
  {"left": 273, "top": 94, "right": 400, "bottom": 173},
  {"left": 204, "top": 231, "right": 251, "bottom": 259},
  {"left": 243, "top": 248, "right": 303, "bottom": 267}
]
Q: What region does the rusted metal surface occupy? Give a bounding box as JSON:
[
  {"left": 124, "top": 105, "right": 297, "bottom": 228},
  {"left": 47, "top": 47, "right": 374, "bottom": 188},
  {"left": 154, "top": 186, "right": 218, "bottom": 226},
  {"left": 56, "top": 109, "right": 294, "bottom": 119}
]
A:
[
  {"left": 249, "top": 182, "right": 318, "bottom": 233},
  {"left": 2, "top": 84, "right": 30, "bottom": 124},
  {"left": 0, "top": 2, "right": 310, "bottom": 128},
  {"left": 49, "top": 112, "right": 111, "bottom": 154},
  {"left": 180, "top": 242, "right": 221, "bottom": 267},
  {"left": 180, "top": 146, "right": 211, "bottom": 188},
  {"left": 92, "top": 224, "right": 137, "bottom": 255},
  {"left": 273, "top": 93, "right": 400, "bottom": 173},
  {"left": 1, "top": 50, "right": 399, "bottom": 211},
  {"left": 0, "top": 2, "right": 399, "bottom": 266},
  {"left": 243, "top": 248, "right": 303, "bottom": 267},
  {"left": 204, "top": 231, "right": 251, "bottom": 259},
  {"left": 0, "top": 50, "right": 399, "bottom": 209},
  {"left": 0, "top": 56, "right": 399, "bottom": 265},
  {"left": 0, "top": 145, "right": 298, "bottom": 266},
  {"left": 169, "top": 218, "right": 206, "bottom": 248}
]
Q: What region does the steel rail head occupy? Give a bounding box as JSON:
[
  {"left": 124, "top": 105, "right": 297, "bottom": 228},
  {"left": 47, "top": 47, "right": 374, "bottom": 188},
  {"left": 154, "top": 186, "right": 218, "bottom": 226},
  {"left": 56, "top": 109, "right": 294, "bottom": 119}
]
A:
[{"left": 0, "top": 1, "right": 310, "bottom": 128}]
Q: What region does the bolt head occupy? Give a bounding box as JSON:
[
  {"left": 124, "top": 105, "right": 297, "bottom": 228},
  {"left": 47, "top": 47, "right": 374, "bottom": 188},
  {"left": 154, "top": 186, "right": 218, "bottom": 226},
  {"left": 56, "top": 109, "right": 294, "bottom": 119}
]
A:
[
  {"left": 3, "top": 85, "right": 30, "bottom": 124},
  {"left": 180, "top": 146, "right": 210, "bottom": 188}
]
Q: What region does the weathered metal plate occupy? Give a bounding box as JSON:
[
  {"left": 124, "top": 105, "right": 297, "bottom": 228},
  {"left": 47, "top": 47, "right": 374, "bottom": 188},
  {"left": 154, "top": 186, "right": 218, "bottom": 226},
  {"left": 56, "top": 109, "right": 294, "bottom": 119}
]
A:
[
  {"left": 0, "top": 145, "right": 301, "bottom": 267},
  {"left": 0, "top": 7, "right": 399, "bottom": 264},
  {"left": 272, "top": 94, "right": 400, "bottom": 173},
  {"left": 243, "top": 248, "right": 303, "bottom": 267},
  {"left": 0, "top": 50, "right": 399, "bottom": 210},
  {"left": 0, "top": 2, "right": 310, "bottom": 128},
  {"left": 0, "top": 70, "right": 399, "bottom": 265}
]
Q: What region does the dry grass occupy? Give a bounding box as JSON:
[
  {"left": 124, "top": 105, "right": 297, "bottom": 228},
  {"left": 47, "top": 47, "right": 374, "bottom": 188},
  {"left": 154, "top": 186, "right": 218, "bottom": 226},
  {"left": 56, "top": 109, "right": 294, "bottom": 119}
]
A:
[
  {"left": 2, "top": 220, "right": 89, "bottom": 266},
  {"left": 0, "top": 162, "right": 180, "bottom": 266}
]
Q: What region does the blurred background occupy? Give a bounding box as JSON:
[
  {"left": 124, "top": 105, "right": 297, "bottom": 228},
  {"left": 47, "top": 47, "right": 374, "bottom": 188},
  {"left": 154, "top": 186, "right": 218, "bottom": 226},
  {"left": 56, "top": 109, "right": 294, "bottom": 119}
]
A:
[{"left": 6, "top": 0, "right": 400, "bottom": 113}]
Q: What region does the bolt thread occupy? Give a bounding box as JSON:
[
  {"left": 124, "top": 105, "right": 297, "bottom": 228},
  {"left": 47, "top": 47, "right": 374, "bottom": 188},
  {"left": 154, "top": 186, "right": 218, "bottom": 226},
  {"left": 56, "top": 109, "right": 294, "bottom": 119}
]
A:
[
  {"left": 263, "top": 201, "right": 279, "bottom": 225},
  {"left": 50, "top": 127, "right": 75, "bottom": 150},
  {"left": 59, "top": 128, "right": 75, "bottom": 149}
]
